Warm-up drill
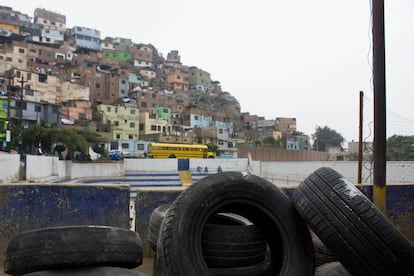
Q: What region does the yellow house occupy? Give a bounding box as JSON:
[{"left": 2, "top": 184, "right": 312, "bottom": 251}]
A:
[{"left": 93, "top": 104, "right": 140, "bottom": 141}]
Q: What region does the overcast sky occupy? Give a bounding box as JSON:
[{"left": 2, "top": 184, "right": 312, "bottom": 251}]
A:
[{"left": 3, "top": 0, "right": 414, "bottom": 144}]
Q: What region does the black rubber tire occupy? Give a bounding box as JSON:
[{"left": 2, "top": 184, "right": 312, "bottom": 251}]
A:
[
  {"left": 149, "top": 207, "right": 268, "bottom": 268},
  {"left": 202, "top": 221, "right": 267, "bottom": 268},
  {"left": 148, "top": 204, "right": 170, "bottom": 252},
  {"left": 209, "top": 259, "right": 271, "bottom": 276},
  {"left": 293, "top": 167, "right": 414, "bottom": 276},
  {"left": 314, "top": 262, "right": 351, "bottom": 276},
  {"left": 156, "top": 171, "right": 314, "bottom": 275},
  {"left": 23, "top": 266, "right": 145, "bottom": 276},
  {"left": 4, "top": 225, "right": 143, "bottom": 275},
  {"left": 311, "top": 230, "right": 337, "bottom": 267}
]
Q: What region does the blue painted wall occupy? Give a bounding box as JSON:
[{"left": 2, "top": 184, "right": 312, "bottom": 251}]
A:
[{"left": 0, "top": 184, "right": 130, "bottom": 261}]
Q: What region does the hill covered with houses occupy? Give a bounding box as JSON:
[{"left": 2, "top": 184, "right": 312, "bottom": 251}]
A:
[{"left": 0, "top": 5, "right": 310, "bottom": 157}]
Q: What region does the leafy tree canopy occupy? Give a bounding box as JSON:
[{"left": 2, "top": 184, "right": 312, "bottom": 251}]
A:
[
  {"left": 21, "top": 125, "right": 105, "bottom": 156},
  {"left": 206, "top": 141, "right": 218, "bottom": 153},
  {"left": 262, "top": 136, "right": 282, "bottom": 148},
  {"left": 386, "top": 135, "right": 414, "bottom": 161},
  {"left": 312, "top": 126, "right": 345, "bottom": 151}
]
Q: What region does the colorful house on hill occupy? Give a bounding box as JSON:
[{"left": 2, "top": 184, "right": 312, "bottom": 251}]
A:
[{"left": 0, "top": 95, "right": 8, "bottom": 150}]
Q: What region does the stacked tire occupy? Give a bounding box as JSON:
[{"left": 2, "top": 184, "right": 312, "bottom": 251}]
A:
[
  {"left": 3, "top": 225, "right": 144, "bottom": 275},
  {"left": 151, "top": 171, "right": 315, "bottom": 275}
]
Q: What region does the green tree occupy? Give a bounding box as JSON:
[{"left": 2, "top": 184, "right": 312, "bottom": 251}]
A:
[
  {"left": 206, "top": 141, "right": 218, "bottom": 153},
  {"left": 262, "top": 136, "right": 282, "bottom": 148},
  {"left": 21, "top": 126, "right": 105, "bottom": 158},
  {"left": 312, "top": 126, "right": 345, "bottom": 151},
  {"left": 386, "top": 135, "right": 414, "bottom": 161}
]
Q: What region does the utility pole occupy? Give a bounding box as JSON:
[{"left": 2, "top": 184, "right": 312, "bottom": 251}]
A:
[
  {"left": 358, "top": 91, "right": 363, "bottom": 184},
  {"left": 18, "top": 75, "right": 27, "bottom": 154},
  {"left": 5, "top": 70, "right": 14, "bottom": 152},
  {"left": 372, "top": 0, "right": 387, "bottom": 213}
]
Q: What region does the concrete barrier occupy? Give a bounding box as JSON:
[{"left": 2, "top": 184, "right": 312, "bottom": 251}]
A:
[
  {"left": 361, "top": 184, "right": 414, "bottom": 241},
  {"left": 26, "top": 155, "right": 56, "bottom": 181},
  {"left": 70, "top": 161, "right": 125, "bottom": 178},
  {"left": 0, "top": 153, "right": 20, "bottom": 183},
  {"left": 0, "top": 183, "right": 131, "bottom": 272},
  {"left": 125, "top": 159, "right": 178, "bottom": 172},
  {"left": 134, "top": 186, "right": 186, "bottom": 256}
]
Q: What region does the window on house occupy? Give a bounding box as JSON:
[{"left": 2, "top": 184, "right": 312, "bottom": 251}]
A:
[
  {"left": 18, "top": 48, "right": 25, "bottom": 54},
  {"left": 6, "top": 57, "right": 12, "bottom": 62},
  {"left": 115, "top": 107, "right": 118, "bottom": 113},
  {"left": 194, "top": 115, "right": 199, "bottom": 120},
  {"left": 52, "top": 106, "right": 59, "bottom": 114},
  {"left": 107, "top": 106, "right": 111, "bottom": 112},
  {"left": 27, "top": 73, "right": 31, "bottom": 80},
  {"left": 96, "top": 83, "right": 100, "bottom": 88},
  {"left": 141, "top": 102, "right": 147, "bottom": 108},
  {"left": 25, "top": 88, "right": 34, "bottom": 96},
  {"left": 34, "top": 104, "right": 41, "bottom": 112},
  {"left": 139, "top": 124, "right": 144, "bottom": 131},
  {"left": 163, "top": 108, "right": 168, "bottom": 113},
  {"left": 16, "top": 101, "right": 27, "bottom": 110},
  {"left": 79, "top": 113, "right": 85, "bottom": 120},
  {"left": 114, "top": 121, "right": 119, "bottom": 126},
  {"left": 39, "top": 74, "right": 47, "bottom": 83},
  {"left": 130, "top": 122, "right": 135, "bottom": 128},
  {"left": 219, "top": 129, "right": 223, "bottom": 134},
  {"left": 128, "top": 134, "right": 133, "bottom": 140},
  {"left": 130, "top": 109, "right": 136, "bottom": 114},
  {"left": 151, "top": 125, "right": 156, "bottom": 131},
  {"left": 16, "top": 71, "right": 21, "bottom": 78},
  {"left": 116, "top": 134, "right": 121, "bottom": 139}
]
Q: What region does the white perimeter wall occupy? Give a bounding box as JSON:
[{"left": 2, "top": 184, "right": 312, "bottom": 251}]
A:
[
  {"left": 2, "top": 154, "right": 414, "bottom": 184},
  {"left": 0, "top": 153, "right": 20, "bottom": 183}
]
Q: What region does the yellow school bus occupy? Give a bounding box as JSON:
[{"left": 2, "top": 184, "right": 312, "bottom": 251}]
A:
[{"left": 147, "top": 143, "right": 214, "bottom": 159}]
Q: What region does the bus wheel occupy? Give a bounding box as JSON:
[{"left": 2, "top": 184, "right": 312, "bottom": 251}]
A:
[
  {"left": 156, "top": 171, "right": 314, "bottom": 275},
  {"left": 168, "top": 154, "right": 176, "bottom": 158}
]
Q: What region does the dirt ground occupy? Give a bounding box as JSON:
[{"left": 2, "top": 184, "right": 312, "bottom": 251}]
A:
[{"left": 135, "top": 257, "right": 154, "bottom": 275}]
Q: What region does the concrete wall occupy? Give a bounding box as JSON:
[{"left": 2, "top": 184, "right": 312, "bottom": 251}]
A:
[
  {"left": 2, "top": 154, "right": 414, "bottom": 185},
  {"left": 238, "top": 145, "right": 328, "bottom": 161},
  {"left": 70, "top": 161, "right": 125, "bottom": 179},
  {"left": 0, "top": 184, "right": 130, "bottom": 272},
  {"left": 125, "top": 159, "right": 177, "bottom": 172},
  {"left": 134, "top": 187, "right": 185, "bottom": 256},
  {"left": 0, "top": 154, "right": 20, "bottom": 183},
  {"left": 26, "top": 155, "right": 56, "bottom": 181}
]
